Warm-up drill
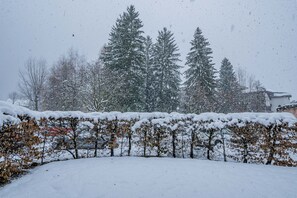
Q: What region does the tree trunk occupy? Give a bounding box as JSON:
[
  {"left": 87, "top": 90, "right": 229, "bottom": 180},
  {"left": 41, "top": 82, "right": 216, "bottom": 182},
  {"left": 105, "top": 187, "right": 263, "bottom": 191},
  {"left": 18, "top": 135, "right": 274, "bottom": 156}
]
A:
[
  {"left": 128, "top": 133, "right": 132, "bottom": 156},
  {"left": 143, "top": 130, "right": 147, "bottom": 157},
  {"left": 34, "top": 95, "right": 38, "bottom": 111},
  {"left": 221, "top": 130, "right": 227, "bottom": 162},
  {"left": 207, "top": 131, "right": 213, "bottom": 160},
  {"left": 110, "top": 133, "right": 114, "bottom": 157},
  {"left": 266, "top": 130, "right": 277, "bottom": 165},
  {"left": 66, "top": 149, "right": 76, "bottom": 159},
  {"left": 74, "top": 135, "right": 78, "bottom": 159},
  {"left": 181, "top": 129, "right": 185, "bottom": 158},
  {"left": 120, "top": 135, "right": 123, "bottom": 157},
  {"left": 41, "top": 131, "right": 47, "bottom": 164},
  {"left": 110, "top": 119, "right": 118, "bottom": 157},
  {"left": 70, "top": 118, "right": 79, "bottom": 159},
  {"left": 157, "top": 131, "right": 161, "bottom": 157},
  {"left": 243, "top": 142, "right": 248, "bottom": 163},
  {"left": 172, "top": 130, "right": 176, "bottom": 158},
  {"left": 190, "top": 130, "right": 195, "bottom": 159},
  {"left": 94, "top": 127, "right": 99, "bottom": 157},
  {"left": 94, "top": 140, "right": 98, "bottom": 157}
]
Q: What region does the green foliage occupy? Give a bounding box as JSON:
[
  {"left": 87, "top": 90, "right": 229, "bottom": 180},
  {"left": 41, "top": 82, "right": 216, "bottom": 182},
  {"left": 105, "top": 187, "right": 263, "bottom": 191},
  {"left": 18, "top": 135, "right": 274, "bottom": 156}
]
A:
[
  {"left": 152, "top": 27, "right": 181, "bottom": 112},
  {"left": 184, "top": 27, "right": 217, "bottom": 113},
  {"left": 218, "top": 58, "right": 243, "bottom": 113},
  {"left": 143, "top": 36, "right": 155, "bottom": 112},
  {"left": 101, "top": 5, "right": 146, "bottom": 112}
]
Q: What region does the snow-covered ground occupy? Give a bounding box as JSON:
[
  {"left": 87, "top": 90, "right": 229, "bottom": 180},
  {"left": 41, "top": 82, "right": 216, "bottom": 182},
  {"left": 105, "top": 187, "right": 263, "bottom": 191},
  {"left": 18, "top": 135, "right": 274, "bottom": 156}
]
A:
[{"left": 0, "top": 158, "right": 297, "bottom": 198}]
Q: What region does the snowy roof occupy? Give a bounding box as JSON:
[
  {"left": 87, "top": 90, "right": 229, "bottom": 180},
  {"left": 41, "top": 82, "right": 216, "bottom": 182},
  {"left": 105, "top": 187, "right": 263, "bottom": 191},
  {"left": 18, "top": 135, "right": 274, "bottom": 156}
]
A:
[
  {"left": 273, "top": 93, "right": 291, "bottom": 98},
  {"left": 265, "top": 90, "right": 292, "bottom": 98}
]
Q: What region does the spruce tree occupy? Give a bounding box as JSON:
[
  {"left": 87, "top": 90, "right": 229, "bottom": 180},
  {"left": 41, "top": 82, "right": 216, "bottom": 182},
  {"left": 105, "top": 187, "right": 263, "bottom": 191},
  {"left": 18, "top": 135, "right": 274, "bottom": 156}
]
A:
[
  {"left": 101, "top": 5, "right": 145, "bottom": 112},
  {"left": 152, "top": 27, "right": 181, "bottom": 112},
  {"left": 184, "top": 27, "right": 216, "bottom": 113},
  {"left": 143, "top": 36, "right": 155, "bottom": 112},
  {"left": 218, "top": 58, "right": 242, "bottom": 113}
]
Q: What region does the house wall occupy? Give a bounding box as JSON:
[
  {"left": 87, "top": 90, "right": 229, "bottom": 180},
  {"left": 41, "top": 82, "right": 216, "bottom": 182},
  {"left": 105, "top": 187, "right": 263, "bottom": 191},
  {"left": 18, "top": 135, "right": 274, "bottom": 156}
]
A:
[{"left": 271, "top": 97, "right": 290, "bottom": 112}]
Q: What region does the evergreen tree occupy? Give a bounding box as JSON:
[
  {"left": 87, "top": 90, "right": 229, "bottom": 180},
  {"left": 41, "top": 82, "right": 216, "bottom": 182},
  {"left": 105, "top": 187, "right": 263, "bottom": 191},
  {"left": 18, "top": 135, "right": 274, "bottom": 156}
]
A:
[
  {"left": 143, "top": 36, "right": 155, "bottom": 112},
  {"left": 152, "top": 27, "right": 181, "bottom": 112},
  {"left": 218, "top": 58, "right": 242, "bottom": 113},
  {"left": 101, "top": 5, "right": 145, "bottom": 112},
  {"left": 184, "top": 27, "right": 216, "bottom": 113}
]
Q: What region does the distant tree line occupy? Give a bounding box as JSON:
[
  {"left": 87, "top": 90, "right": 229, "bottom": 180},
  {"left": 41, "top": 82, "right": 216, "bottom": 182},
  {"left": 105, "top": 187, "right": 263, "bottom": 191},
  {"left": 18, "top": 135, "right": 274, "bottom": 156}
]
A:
[{"left": 15, "top": 5, "right": 266, "bottom": 113}]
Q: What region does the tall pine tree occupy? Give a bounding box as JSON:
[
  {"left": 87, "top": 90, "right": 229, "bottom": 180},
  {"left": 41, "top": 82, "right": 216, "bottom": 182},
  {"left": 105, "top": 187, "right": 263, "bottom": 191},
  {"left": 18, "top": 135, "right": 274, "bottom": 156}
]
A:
[
  {"left": 218, "top": 58, "right": 242, "bottom": 113},
  {"left": 152, "top": 28, "right": 181, "bottom": 112},
  {"left": 184, "top": 27, "right": 216, "bottom": 113},
  {"left": 143, "top": 36, "right": 155, "bottom": 112},
  {"left": 101, "top": 5, "right": 145, "bottom": 112}
]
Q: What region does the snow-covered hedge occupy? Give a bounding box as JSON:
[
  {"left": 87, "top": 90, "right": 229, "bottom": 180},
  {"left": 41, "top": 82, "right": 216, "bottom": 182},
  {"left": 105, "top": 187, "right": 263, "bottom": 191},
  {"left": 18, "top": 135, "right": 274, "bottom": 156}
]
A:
[
  {"left": 1, "top": 101, "right": 296, "bottom": 129},
  {"left": 1, "top": 101, "right": 297, "bottom": 183}
]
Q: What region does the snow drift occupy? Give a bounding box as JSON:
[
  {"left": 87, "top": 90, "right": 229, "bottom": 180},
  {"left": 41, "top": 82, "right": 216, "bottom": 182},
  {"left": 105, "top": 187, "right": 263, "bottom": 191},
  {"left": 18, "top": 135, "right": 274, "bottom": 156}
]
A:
[{"left": 0, "top": 157, "right": 297, "bottom": 198}]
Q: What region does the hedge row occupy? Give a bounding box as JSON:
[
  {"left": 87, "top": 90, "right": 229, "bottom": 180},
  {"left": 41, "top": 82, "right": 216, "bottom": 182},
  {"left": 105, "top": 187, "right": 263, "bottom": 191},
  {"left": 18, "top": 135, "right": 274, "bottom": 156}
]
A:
[{"left": 1, "top": 104, "right": 297, "bottom": 183}]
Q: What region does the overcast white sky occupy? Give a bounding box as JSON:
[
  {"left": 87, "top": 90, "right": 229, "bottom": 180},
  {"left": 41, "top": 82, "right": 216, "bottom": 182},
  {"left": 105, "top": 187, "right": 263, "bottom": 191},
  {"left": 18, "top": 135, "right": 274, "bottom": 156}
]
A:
[{"left": 0, "top": 0, "right": 296, "bottom": 100}]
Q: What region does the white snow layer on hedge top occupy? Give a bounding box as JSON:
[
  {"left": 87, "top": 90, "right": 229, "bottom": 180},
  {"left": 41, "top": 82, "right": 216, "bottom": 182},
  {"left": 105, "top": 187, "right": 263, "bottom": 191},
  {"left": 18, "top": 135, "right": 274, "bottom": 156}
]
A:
[
  {"left": 225, "top": 112, "right": 297, "bottom": 127},
  {"left": 1, "top": 100, "right": 296, "bottom": 128}
]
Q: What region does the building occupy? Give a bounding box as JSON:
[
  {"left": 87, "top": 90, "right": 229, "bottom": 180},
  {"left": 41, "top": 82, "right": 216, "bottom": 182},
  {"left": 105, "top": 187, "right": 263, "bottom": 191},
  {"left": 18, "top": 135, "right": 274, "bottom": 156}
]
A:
[
  {"left": 241, "top": 90, "right": 292, "bottom": 112},
  {"left": 265, "top": 91, "right": 292, "bottom": 112}
]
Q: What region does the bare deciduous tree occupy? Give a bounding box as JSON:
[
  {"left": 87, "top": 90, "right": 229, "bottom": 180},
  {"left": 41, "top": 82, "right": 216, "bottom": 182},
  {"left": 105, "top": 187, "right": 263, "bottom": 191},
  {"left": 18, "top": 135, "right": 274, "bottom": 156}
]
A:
[
  {"left": 236, "top": 67, "right": 266, "bottom": 112},
  {"left": 45, "top": 49, "right": 87, "bottom": 111},
  {"left": 19, "top": 58, "right": 47, "bottom": 111},
  {"left": 8, "top": 91, "right": 20, "bottom": 104},
  {"left": 82, "top": 60, "right": 106, "bottom": 111}
]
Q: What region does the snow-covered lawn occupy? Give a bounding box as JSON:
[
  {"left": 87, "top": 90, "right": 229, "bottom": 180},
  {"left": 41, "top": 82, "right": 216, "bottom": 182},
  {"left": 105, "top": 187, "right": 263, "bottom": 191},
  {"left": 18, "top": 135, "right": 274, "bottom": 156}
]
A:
[{"left": 0, "top": 158, "right": 297, "bottom": 198}]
